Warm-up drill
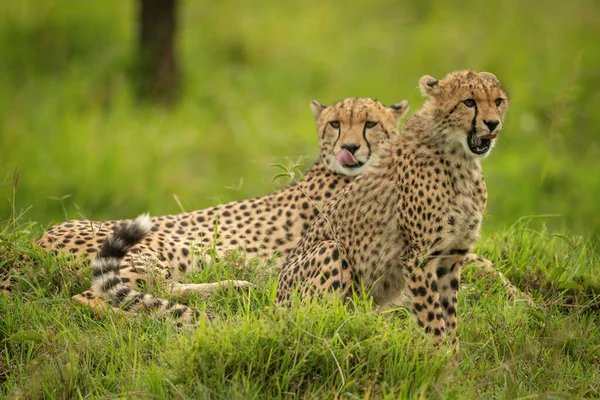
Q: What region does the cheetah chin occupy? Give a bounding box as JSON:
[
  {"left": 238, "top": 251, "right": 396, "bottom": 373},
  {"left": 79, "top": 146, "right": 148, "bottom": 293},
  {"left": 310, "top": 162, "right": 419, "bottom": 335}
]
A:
[
  {"left": 338, "top": 161, "right": 369, "bottom": 176},
  {"left": 342, "top": 161, "right": 366, "bottom": 169}
]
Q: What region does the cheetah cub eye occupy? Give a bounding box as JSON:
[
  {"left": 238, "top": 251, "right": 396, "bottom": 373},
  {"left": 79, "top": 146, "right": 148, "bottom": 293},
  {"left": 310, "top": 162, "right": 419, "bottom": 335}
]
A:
[
  {"left": 364, "top": 121, "right": 378, "bottom": 128},
  {"left": 495, "top": 98, "right": 504, "bottom": 107},
  {"left": 329, "top": 121, "right": 340, "bottom": 129},
  {"left": 462, "top": 99, "right": 476, "bottom": 108}
]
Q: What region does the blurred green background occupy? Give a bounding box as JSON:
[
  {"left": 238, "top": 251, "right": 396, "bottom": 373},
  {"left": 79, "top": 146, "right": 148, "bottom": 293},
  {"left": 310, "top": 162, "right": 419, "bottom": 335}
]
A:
[{"left": 1, "top": 0, "right": 599, "bottom": 242}]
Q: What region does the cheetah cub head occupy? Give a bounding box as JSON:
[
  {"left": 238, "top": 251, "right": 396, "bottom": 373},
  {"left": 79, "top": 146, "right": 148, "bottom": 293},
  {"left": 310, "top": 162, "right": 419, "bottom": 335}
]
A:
[
  {"left": 311, "top": 97, "right": 409, "bottom": 176},
  {"left": 420, "top": 70, "right": 508, "bottom": 158}
]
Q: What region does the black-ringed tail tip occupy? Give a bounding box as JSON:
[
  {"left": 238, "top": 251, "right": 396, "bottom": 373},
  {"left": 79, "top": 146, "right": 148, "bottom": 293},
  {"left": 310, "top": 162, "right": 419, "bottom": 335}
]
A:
[{"left": 91, "top": 213, "right": 205, "bottom": 324}]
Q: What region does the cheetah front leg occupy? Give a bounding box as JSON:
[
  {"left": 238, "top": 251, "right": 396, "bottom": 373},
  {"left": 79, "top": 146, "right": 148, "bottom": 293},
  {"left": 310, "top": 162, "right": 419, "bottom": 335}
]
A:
[
  {"left": 405, "top": 256, "right": 447, "bottom": 343},
  {"left": 168, "top": 280, "right": 255, "bottom": 299},
  {"left": 434, "top": 253, "right": 465, "bottom": 346},
  {"left": 115, "top": 242, "right": 255, "bottom": 299}
]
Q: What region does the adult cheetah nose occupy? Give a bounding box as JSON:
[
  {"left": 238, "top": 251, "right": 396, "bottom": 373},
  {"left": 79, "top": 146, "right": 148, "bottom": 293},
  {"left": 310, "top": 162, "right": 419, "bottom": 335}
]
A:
[
  {"left": 483, "top": 120, "right": 500, "bottom": 133},
  {"left": 341, "top": 143, "right": 360, "bottom": 155}
]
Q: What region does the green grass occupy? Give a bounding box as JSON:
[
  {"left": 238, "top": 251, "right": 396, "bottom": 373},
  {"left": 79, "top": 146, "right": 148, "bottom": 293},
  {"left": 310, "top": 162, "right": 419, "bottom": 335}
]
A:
[
  {"left": 1, "top": 0, "right": 600, "bottom": 398},
  {"left": 1, "top": 222, "right": 599, "bottom": 398}
]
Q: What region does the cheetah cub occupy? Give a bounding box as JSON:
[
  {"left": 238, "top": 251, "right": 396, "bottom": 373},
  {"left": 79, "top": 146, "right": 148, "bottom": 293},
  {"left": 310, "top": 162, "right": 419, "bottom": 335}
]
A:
[
  {"left": 45, "top": 98, "right": 409, "bottom": 320},
  {"left": 277, "top": 70, "right": 509, "bottom": 344}
]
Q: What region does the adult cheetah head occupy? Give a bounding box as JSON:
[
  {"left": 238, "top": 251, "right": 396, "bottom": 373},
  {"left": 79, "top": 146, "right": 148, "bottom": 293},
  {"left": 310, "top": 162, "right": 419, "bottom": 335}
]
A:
[
  {"left": 420, "top": 70, "right": 508, "bottom": 158},
  {"left": 311, "top": 97, "right": 409, "bottom": 176}
]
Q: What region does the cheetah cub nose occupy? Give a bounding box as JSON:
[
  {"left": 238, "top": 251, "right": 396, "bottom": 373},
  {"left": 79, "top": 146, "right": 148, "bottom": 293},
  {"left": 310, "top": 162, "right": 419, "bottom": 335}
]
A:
[
  {"left": 341, "top": 143, "right": 360, "bottom": 154},
  {"left": 483, "top": 120, "right": 500, "bottom": 132}
]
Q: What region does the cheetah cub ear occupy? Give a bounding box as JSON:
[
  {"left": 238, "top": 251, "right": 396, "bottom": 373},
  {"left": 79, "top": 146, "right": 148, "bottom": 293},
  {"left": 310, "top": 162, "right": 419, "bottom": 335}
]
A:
[
  {"left": 388, "top": 100, "right": 410, "bottom": 122},
  {"left": 478, "top": 71, "right": 499, "bottom": 82},
  {"left": 310, "top": 100, "right": 327, "bottom": 120},
  {"left": 419, "top": 75, "right": 440, "bottom": 97}
]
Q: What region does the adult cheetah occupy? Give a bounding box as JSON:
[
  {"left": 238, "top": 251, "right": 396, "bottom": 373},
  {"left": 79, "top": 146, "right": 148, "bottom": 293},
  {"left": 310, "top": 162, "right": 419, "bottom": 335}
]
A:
[
  {"left": 24, "top": 98, "right": 409, "bottom": 312},
  {"left": 276, "top": 70, "right": 509, "bottom": 345}
]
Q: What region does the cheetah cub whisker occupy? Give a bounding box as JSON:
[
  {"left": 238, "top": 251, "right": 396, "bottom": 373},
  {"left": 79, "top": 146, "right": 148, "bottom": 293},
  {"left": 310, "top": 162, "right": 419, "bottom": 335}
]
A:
[{"left": 277, "top": 70, "right": 509, "bottom": 347}]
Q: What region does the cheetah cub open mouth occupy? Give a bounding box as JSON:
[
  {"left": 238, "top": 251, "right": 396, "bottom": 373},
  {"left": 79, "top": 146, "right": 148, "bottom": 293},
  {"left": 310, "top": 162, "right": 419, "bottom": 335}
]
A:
[{"left": 467, "top": 131, "right": 497, "bottom": 155}]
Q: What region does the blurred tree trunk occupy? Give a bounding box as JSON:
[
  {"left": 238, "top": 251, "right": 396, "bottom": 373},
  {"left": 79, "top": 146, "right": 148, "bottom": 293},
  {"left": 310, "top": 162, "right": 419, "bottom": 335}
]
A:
[{"left": 137, "top": 0, "right": 180, "bottom": 104}]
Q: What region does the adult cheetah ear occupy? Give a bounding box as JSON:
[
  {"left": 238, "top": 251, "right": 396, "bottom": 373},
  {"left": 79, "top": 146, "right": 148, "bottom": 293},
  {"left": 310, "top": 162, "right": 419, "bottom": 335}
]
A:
[
  {"left": 310, "top": 100, "right": 326, "bottom": 120},
  {"left": 419, "top": 75, "right": 440, "bottom": 97},
  {"left": 388, "top": 100, "right": 409, "bottom": 122}
]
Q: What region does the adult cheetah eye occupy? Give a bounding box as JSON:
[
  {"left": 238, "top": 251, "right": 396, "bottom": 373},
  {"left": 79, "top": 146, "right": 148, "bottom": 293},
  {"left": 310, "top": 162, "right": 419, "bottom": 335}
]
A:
[
  {"left": 495, "top": 98, "right": 503, "bottom": 107},
  {"left": 329, "top": 121, "right": 340, "bottom": 129},
  {"left": 462, "top": 99, "right": 476, "bottom": 108},
  {"left": 364, "top": 121, "right": 378, "bottom": 129}
]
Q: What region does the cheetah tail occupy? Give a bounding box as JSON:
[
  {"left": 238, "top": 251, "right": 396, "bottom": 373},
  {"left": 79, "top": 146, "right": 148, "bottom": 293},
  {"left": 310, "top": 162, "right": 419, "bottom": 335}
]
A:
[{"left": 91, "top": 214, "right": 202, "bottom": 323}]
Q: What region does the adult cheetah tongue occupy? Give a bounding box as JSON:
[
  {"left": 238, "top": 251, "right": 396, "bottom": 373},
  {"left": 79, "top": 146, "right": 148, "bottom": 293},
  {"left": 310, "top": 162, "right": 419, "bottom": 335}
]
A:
[{"left": 336, "top": 149, "right": 358, "bottom": 166}]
